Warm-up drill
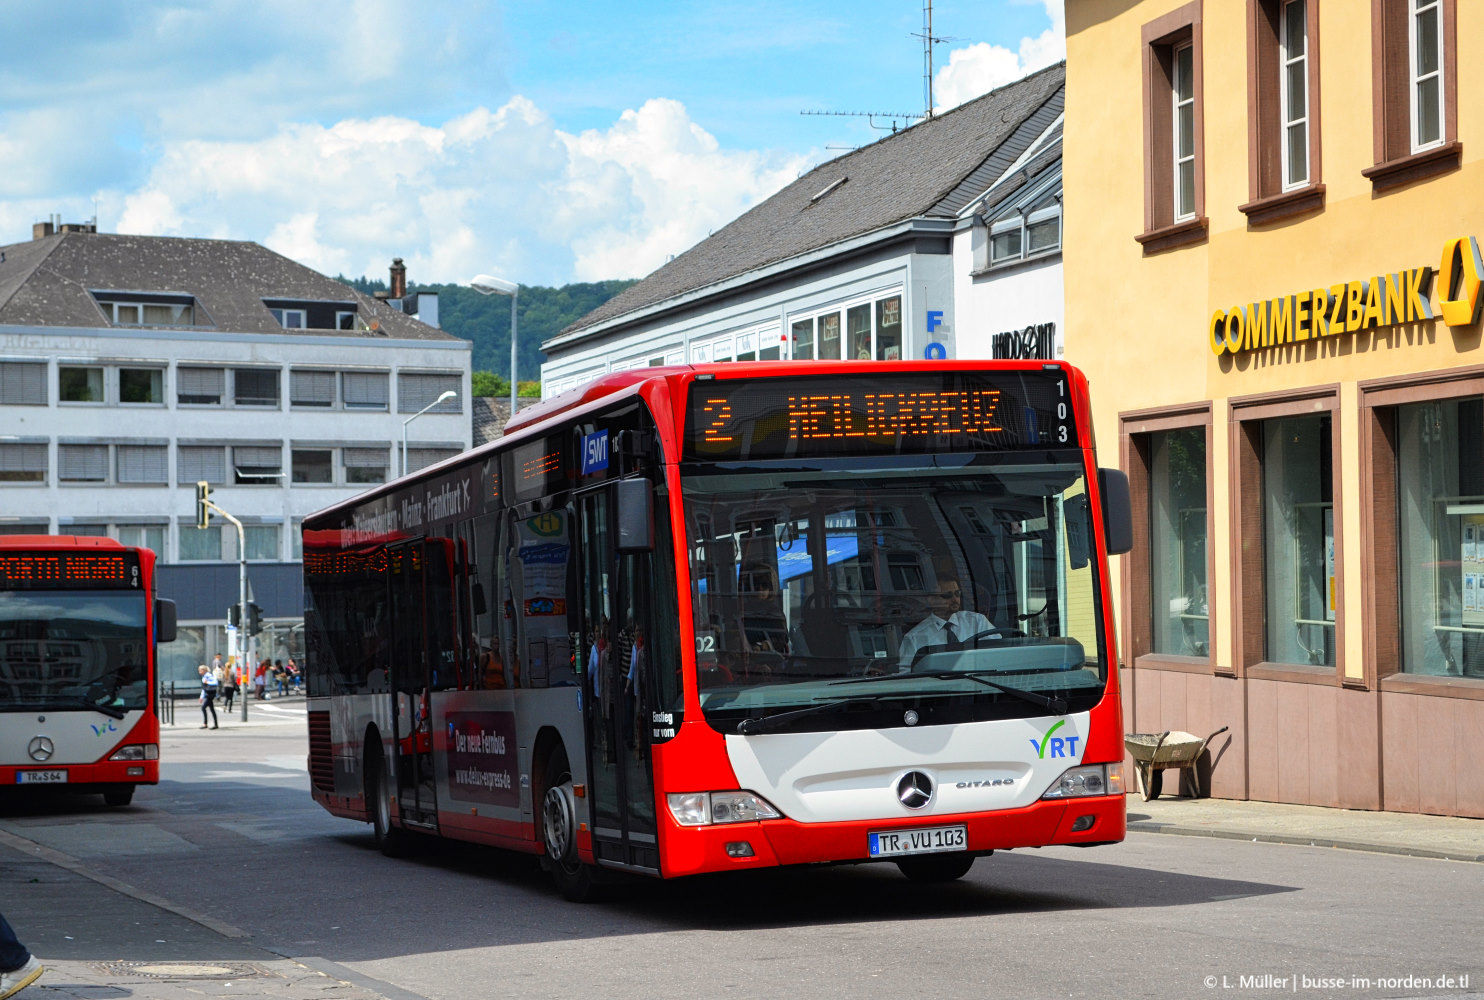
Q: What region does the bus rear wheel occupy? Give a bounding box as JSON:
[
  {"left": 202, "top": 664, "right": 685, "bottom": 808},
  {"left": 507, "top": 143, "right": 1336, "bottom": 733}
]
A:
[
  {"left": 541, "top": 748, "right": 600, "bottom": 902},
  {"left": 102, "top": 786, "right": 134, "bottom": 807},
  {"left": 896, "top": 853, "right": 977, "bottom": 883},
  {"left": 368, "top": 746, "right": 412, "bottom": 858}
]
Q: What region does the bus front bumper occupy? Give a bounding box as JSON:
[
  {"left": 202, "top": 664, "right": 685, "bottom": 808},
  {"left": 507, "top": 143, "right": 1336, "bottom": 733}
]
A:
[
  {"left": 659, "top": 793, "right": 1126, "bottom": 878},
  {"left": 2, "top": 759, "right": 159, "bottom": 789}
]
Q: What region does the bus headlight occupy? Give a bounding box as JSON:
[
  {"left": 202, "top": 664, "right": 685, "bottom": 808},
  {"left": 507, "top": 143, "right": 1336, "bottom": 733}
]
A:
[
  {"left": 109, "top": 744, "right": 159, "bottom": 762},
  {"left": 667, "top": 791, "right": 782, "bottom": 826},
  {"left": 1041, "top": 763, "right": 1122, "bottom": 799}
]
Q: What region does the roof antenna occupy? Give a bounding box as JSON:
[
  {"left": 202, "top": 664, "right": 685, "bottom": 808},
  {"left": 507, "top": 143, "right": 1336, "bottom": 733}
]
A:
[{"left": 912, "top": 0, "right": 958, "bottom": 118}]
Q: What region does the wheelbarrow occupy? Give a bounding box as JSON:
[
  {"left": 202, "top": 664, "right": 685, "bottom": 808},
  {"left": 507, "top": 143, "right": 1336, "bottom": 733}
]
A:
[{"left": 1124, "top": 726, "right": 1229, "bottom": 801}]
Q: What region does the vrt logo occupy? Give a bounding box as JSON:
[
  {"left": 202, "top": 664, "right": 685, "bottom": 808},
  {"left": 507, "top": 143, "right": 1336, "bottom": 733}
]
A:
[{"left": 1029, "top": 719, "right": 1080, "bottom": 759}]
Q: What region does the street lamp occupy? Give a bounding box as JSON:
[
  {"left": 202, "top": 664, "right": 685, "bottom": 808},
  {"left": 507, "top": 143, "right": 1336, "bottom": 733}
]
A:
[
  {"left": 402, "top": 390, "right": 457, "bottom": 477},
  {"left": 470, "top": 273, "right": 519, "bottom": 417}
]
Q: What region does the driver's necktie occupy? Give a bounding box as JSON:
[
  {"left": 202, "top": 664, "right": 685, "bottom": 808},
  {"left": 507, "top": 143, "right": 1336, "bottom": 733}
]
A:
[{"left": 944, "top": 620, "right": 959, "bottom": 648}]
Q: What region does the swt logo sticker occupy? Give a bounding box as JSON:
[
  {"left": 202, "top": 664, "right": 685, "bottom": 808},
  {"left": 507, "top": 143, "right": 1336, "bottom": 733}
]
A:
[{"left": 1029, "top": 719, "right": 1081, "bottom": 759}]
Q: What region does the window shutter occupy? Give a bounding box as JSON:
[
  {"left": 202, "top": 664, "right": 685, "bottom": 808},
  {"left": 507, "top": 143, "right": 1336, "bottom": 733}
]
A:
[
  {"left": 234, "top": 446, "right": 282, "bottom": 469},
  {"left": 398, "top": 373, "right": 459, "bottom": 413},
  {"left": 343, "top": 447, "right": 387, "bottom": 468},
  {"left": 178, "top": 446, "right": 226, "bottom": 483},
  {"left": 117, "top": 445, "right": 168, "bottom": 483},
  {"left": 0, "top": 443, "right": 46, "bottom": 474},
  {"left": 60, "top": 445, "right": 108, "bottom": 481},
  {"left": 0, "top": 362, "right": 47, "bottom": 404},
  {"left": 406, "top": 448, "right": 459, "bottom": 473},
  {"left": 291, "top": 370, "right": 336, "bottom": 406},
  {"left": 178, "top": 367, "right": 225, "bottom": 402},
  {"left": 343, "top": 371, "right": 389, "bottom": 409}
]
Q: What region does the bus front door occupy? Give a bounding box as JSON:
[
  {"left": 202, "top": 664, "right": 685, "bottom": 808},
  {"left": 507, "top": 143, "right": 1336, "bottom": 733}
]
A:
[
  {"left": 578, "top": 487, "right": 659, "bottom": 873},
  {"left": 387, "top": 539, "right": 455, "bottom": 830}
]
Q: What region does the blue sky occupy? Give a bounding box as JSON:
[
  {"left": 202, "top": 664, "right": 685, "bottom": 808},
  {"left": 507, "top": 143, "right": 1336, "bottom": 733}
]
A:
[{"left": 0, "top": 0, "right": 1062, "bottom": 287}]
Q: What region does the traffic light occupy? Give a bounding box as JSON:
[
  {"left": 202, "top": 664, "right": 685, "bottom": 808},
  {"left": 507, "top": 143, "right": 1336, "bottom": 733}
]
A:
[
  {"left": 245, "top": 602, "right": 263, "bottom": 636},
  {"left": 195, "top": 481, "right": 213, "bottom": 530},
  {"left": 227, "top": 604, "right": 241, "bottom": 628}
]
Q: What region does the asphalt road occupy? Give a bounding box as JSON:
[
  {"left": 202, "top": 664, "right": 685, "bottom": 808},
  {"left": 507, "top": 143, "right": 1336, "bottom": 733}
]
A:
[{"left": 3, "top": 703, "right": 1481, "bottom": 1000}]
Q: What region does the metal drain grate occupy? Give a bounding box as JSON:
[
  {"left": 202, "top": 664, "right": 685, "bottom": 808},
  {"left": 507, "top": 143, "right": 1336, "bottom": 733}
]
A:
[{"left": 94, "top": 961, "right": 274, "bottom": 980}]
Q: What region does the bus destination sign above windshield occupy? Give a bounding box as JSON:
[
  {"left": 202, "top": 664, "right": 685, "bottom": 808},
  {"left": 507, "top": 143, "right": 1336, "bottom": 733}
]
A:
[
  {"left": 686, "top": 371, "right": 1074, "bottom": 461},
  {"left": 0, "top": 552, "right": 141, "bottom": 590}
]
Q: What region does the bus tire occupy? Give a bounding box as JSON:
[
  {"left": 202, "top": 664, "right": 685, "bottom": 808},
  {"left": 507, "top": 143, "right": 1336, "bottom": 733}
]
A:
[
  {"left": 103, "top": 786, "right": 135, "bottom": 807},
  {"left": 540, "top": 747, "right": 600, "bottom": 902},
  {"left": 367, "top": 745, "right": 413, "bottom": 859},
  {"left": 896, "top": 853, "right": 976, "bottom": 883}
]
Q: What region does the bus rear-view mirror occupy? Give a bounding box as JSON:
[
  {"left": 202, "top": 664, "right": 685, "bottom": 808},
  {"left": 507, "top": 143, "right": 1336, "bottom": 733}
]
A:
[
  {"left": 1099, "top": 467, "right": 1134, "bottom": 555},
  {"left": 155, "top": 598, "right": 178, "bottom": 644}
]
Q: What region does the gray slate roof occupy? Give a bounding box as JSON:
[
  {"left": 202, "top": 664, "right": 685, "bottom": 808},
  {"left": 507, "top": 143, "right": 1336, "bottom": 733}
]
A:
[
  {"left": 0, "top": 231, "right": 458, "bottom": 341},
  {"left": 563, "top": 62, "right": 1065, "bottom": 338}
]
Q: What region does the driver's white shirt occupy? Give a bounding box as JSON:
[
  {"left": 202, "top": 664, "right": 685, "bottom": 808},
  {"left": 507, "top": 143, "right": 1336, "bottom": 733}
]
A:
[{"left": 897, "top": 610, "right": 993, "bottom": 668}]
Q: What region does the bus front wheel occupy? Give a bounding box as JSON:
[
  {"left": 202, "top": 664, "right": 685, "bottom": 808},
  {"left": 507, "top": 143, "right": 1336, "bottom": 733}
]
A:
[
  {"left": 896, "top": 853, "right": 977, "bottom": 882},
  {"left": 368, "top": 746, "right": 412, "bottom": 858},
  {"left": 541, "top": 748, "right": 600, "bottom": 902},
  {"left": 103, "top": 786, "right": 134, "bottom": 807}
]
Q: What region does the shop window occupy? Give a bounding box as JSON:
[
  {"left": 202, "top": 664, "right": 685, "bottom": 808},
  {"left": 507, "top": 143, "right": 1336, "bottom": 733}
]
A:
[
  {"left": 1262, "top": 414, "right": 1335, "bottom": 666},
  {"left": 1138, "top": 2, "right": 1206, "bottom": 251},
  {"left": 791, "top": 318, "right": 815, "bottom": 360},
  {"left": 817, "top": 313, "right": 841, "bottom": 360},
  {"left": 847, "top": 303, "right": 872, "bottom": 360},
  {"left": 1151, "top": 427, "right": 1209, "bottom": 656},
  {"left": 875, "top": 296, "right": 902, "bottom": 360},
  {"left": 1364, "top": 0, "right": 1458, "bottom": 190},
  {"left": 736, "top": 332, "right": 757, "bottom": 362},
  {"left": 1397, "top": 397, "right": 1484, "bottom": 677},
  {"left": 59, "top": 366, "right": 104, "bottom": 403}
]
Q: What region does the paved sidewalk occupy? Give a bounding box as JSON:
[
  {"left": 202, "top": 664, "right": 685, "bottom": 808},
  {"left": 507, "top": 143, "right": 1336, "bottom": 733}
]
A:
[{"left": 1127, "top": 793, "right": 1484, "bottom": 862}]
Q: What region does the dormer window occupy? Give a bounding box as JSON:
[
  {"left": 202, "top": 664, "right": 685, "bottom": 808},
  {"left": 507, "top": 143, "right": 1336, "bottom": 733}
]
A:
[
  {"left": 92, "top": 292, "right": 196, "bottom": 327},
  {"left": 269, "top": 307, "right": 306, "bottom": 329}
]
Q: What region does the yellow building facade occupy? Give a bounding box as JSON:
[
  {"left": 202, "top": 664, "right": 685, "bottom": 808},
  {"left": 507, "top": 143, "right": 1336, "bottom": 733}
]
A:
[{"left": 1065, "top": 0, "right": 1482, "bottom": 816}]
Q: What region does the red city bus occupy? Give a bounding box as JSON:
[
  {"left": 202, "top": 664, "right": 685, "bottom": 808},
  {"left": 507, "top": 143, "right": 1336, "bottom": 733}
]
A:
[
  {"left": 303, "top": 361, "right": 1132, "bottom": 899},
  {"left": 0, "top": 535, "right": 177, "bottom": 806}
]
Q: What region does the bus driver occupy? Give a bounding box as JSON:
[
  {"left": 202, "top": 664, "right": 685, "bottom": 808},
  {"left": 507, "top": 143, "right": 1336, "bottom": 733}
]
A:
[{"left": 897, "top": 573, "right": 994, "bottom": 670}]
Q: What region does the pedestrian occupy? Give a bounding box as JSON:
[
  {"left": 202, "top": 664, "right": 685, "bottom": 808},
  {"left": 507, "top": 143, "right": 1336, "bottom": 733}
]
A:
[
  {"left": 254, "top": 660, "right": 268, "bottom": 700},
  {"left": 221, "top": 659, "right": 237, "bottom": 712},
  {"left": 274, "top": 659, "right": 288, "bottom": 697},
  {"left": 287, "top": 656, "right": 301, "bottom": 693},
  {"left": 197, "top": 664, "right": 219, "bottom": 729},
  {"left": 0, "top": 910, "right": 44, "bottom": 998}
]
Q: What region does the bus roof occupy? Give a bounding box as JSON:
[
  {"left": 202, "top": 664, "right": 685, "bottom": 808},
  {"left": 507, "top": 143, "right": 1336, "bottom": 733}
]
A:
[{"left": 0, "top": 535, "right": 129, "bottom": 551}]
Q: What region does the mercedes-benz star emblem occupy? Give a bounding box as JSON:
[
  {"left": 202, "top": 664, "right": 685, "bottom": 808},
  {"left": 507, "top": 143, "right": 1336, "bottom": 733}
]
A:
[
  {"left": 896, "top": 770, "right": 933, "bottom": 810},
  {"left": 27, "top": 736, "right": 55, "bottom": 762}
]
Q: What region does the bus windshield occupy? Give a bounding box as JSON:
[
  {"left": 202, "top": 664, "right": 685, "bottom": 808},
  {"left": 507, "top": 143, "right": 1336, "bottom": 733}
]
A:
[
  {"left": 682, "top": 453, "right": 1108, "bottom": 734},
  {"left": 0, "top": 591, "right": 151, "bottom": 713}
]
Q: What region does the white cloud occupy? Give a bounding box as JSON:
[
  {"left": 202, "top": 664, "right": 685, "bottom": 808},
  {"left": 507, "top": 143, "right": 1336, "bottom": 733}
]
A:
[
  {"left": 103, "top": 96, "right": 811, "bottom": 286},
  {"left": 933, "top": 0, "right": 1065, "bottom": 112}
]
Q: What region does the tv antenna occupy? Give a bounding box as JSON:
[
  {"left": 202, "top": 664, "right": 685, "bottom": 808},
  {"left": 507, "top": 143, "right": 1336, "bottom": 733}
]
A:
[
  {"left": 912, "top": 0, "right": 958, "bottom": 118},
  {"left": 799, "top": 109, "right": 921, "bottom": 134}
]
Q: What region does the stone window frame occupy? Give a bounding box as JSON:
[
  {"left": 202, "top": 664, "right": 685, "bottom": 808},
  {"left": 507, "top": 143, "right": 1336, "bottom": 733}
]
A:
[
  {"left": 1137, "top": 1, "right": 1207, "bottom": 254},
  {"left": 1239, "top": 0, "right": 1326, "bottom": 226},
  {"left": 1362, "top": 0, "right": 1460, "bottom": 192}
]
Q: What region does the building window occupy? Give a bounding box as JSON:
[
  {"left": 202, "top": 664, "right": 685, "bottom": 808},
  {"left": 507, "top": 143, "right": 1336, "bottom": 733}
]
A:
[
  {"left": 119, "top": 368, "right": 164, "bottom": 404},
  {"left": 269, "top": 307, "right": 306, "bottom": 329},
  {"left": 0, "top": 522, "right": 50, "bottom": 535},
  {"left": 292, "top": 449, "right": 333, "bottom": 484},
  {"left": 116, "top": 445, "right": 168, "bottom": 485},
  {"left": 179, "top": 524, "right": 223, "bottom": 561},
  {"left": 1150, "top": 427, "right": 1209, "bottom": 656},
  {"left": 1366, "top": 0, "right": 1458, "bottom": 189},
  {"left": 0, "top": 362, "right": 47, "bottom": 405},
  {"left": 986, "top": 208, "right": 1061, "bottom": 268},
  {"left": 245, "top": 524, "right": 280, "bottom": 561},
  {"left": 736, "top": 331, "right": 757, "bottom": 362},
  {"left": 1262, "top": 414, "right": 1335, "bottom": 667},
  {"left": 178, "top": 446, "right": 226, "bottom": 484},
  {"left": 290, "top": 370, "right": 336, "bottom": 408},
  {"left": 791, "top": 318, "right": 815, "bottom": 360},
  {"left": 116, "top": 524, "right": 166, "bottom": 556},
  {"left": 343, "top": 371, "right": 389, "bottom": 410},
  {"left": 178, "top": 367, "right": 224, "bottom": 405},
  {"left": 1241, "top": 0, "right": 1323, "bottom": 224},
  {"left": 0, "top": 443, "right": 47, "bottom": 483},
  {"left": 789, "top": 293, "right": 902, "bottom": 361},
  {"left": 1397, "top": 397, "right": 1484, "bottom": 677},
  {"left": 397, "top": 373, "right": 461, "bottom": 414},
  {"left": 233, "top": 446, "right": 283, "bottom": 485},
  {"left": 233, "top": 368, "right": 280, "bottom": 407},
  {"left": 59, "top": 444, "right": 109, "bottom": 483},
  {"left": 59, "top": 366, "right": 104, "bottom": 403},
  {"left": 405, "top": 447, "right": 460, "bottom": 475},
  {"left": 344, "top": 447, "right": 388, "bottom": 485},
  {"left": 94, "top": 295, "right": 195, "bottom": 327},
  {"left": 990, "top": 220, "right": 1022, "bottom": 264},
  {"left": 290, "top": 519, "right": 304, "bottom": 560},
  {"left": 874, "top": 296, "right": 902, "bottom": 360},
  {"left": 336, "top": 311, "right": 357, "bottom": 331},
  {"left": 1138, "top": 1, "right": 1205, "bottom": 251},
  {"left": 818, "top": 313, "right": 841, "bottom": 360}
]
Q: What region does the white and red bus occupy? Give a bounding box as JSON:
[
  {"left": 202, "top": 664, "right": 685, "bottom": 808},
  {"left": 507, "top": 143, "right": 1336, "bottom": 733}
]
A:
[
  {"left": 0, "top": 535, "right": 177, "bottom": 806},
  {"left": 303, "top": 361, "right": 1132, "bottom": 898}
]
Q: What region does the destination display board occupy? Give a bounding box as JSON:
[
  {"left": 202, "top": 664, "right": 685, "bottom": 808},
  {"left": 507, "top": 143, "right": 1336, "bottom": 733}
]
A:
[
  {"left": 0, "top": 551, "right": 141, "bottom": 590},
  {"left": 684, "top": 370, "right": 1076, "bottom": 461}
]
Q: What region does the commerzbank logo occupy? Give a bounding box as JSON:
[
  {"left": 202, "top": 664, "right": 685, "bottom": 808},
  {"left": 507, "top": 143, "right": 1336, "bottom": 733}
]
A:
[{"left": 1029, "top": 719, "right": 1080, "bottom": 759}]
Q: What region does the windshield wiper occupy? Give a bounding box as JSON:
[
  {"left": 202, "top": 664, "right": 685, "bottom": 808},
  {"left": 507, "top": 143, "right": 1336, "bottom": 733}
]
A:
[
  {"left": 828, "top": 669, "right": 1068, "bottom": 715},
  {"left": 736, "top": 696, "right": 878, "bottom": 735},
  {"left": 81, "top": 698, "right": 128, "bottom": 720}
]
